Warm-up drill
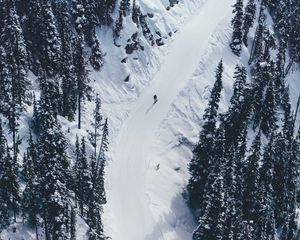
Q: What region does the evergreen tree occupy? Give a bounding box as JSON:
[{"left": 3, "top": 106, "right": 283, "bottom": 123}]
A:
[
  {"left": 119, "top": 0, "right": 131, "bottom": 17},
  {"left": 89, "top": 95, "right": 103, "bottom": 158},
  {"left": 37, "top": 1, "right": 61, "bottom": 77},
  {"left": 87, "top": 118, "right": 109, "bottom": 240},
  {"left": 35, "top": 82, "right": 71, "bottom": 239},
  {"left": 243, "top": 0, "right": 257, "bottom": 47},
  {"left": 1, "top": 0, "right": 29, "bottom": 109},
  {"left": 252, "top": 60, "right": 275, "bottom": 130},
  {"left": 290, "top": 3, "right": 300, "bottom": 62},
  {"left": 224, "top": 64, "right": 251, "bottom": 148},
  {"left": 74, "top": 33, "right": 90, "bottom": 129},
  {"left": 255, "top": 136, "right": 276, "bottom": 240},
  {"left": 188, "top": 60, "right": 224, "bottom": 213},
  {"left": 57, "top": 1, "right": 77, "bottom": 121},
  {"left": 193, "top": 126, "right": 227, "bottom": 240},
  {"left": 70, "top": 207, "right": 76, "bottom": 240},
  {"left": 95, "top": 0, "right": 117, "bottom": 26},
  {"left": 0, "top": 146, "right": 20, "bottom": 223},
  {"left": 0, "top": 46, "right": 9, "bottom": 114},
  {"left": 230, "top": 0, "right": 244, "bottom": 56},
  {"left": 0, "top": 119, "right": 10, "bottom": 229},
  {"left": 89, "top": 34, "right": 104, "bottom": 71},
  {"left": 22, "top": 132, "right": 39, "bottom": 238},
  {"left": 274, "top": 40, "right": 286, "bottom": 105},
  {"left": 249, "top": 6, "right": 265, "bottom": 64},
  {"left": 73, "top": 136, "right": 92, "bottom": 216},
  {"left": 243, "top": 132, "right": 261, "bottom": 222},
  {"left": 82, "top": 0, "right": 99, "bottom": 46},
  {"left": 17, "top": 0, "right": 42, "bottom": 73},
  {"left": 260, "top": 62, "right": 277, "bottom": 135}
]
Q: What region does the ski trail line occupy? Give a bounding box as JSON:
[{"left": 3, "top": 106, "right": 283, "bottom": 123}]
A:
[{"left": 109, "top": 0, "right": 234, "bottom": 239}]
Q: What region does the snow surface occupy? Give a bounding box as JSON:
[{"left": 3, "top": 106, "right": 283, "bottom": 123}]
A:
[
  {"left": 2, "top": 0, "right": 300, "bottom": 238},
  {"left": 106, "top": 1, "right": 235, "bottom": 239}
]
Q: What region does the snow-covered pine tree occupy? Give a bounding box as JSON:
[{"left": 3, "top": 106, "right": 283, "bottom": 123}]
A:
[
  {"left": 252, "top": 60, "right": 274, "bottom": 130},
  {"left": 95, "top": 0, "right": 117, "bottom": 26},
  {"left": 230, "top": 0, "right": 244, "bottom": 56},
  {"left": 274, "top": 40, "right": 286, "bottom": 105},
  {"left": 290, "top": 2, "right": 300, "bottom": 62},
  {"left": 89, "top": 95, "right": 103, "bottom": 158},
  {"left": 113, "top": 12, "right": 123, "bottom": 42},
  {"left": 0, "top": 119, "right": 10, "bottom": 229},
  {"left": 73, "top": 136, "right": 92, "bottom": 216},
  {"left": 119, "top": 0, "right": 131, "bottom": 17},
  {"left": 243, "top": 0, "right": 257, "bottom": 47},
  {"left": 0, "top": 145, "right": 20, "bottom": 223},
  {"left": 70, "top": 207, "right": 76, "bottom": 240},
  {"left": 262, "top": 28, "right": 276, "bottom": 62},
  {"left": 193, "top": 125, "right": 227, "bottom": 240},
  {"left": 73, "top": 1, "right": 87, "bottom": 35},
  {"left": 1, "top": 0, "right": 29, "bottom": 109},
  {"left": 57, "top": 1, "right": 77, "bottom": 121},
  {"left": 35, "top": 81, "right": 72, "bottom": 239},
  {"left": 94, "top": 118, "right": 109, "bottom": 183},
  {"left": 74, "top": 33, "right": 90, "bottom": 129},
  {"left": 242, "top": 131, "right": 261, "bottom": 223},
  {"left": 224, "top": 64, "right": 251, "bottom": 148},
  {"left": 255, "top": 136, "right": 276, "bottom": 240},
  {"left": 89, "top": 34, "right": 104, "bottom": 71},
  {"left": 15, "top": 0, "right": 41, "bottom": 74},
  {"left": 188, "top": 60, "right": 224, "bottom": 213},
  {"left": 22, "top": 132, "right": 39, "bottom": 239},
  {"left": 249, "top": 5, "right": 265, "bottom": 64},
  {"left": 280, "top": 124, "right": 300, "bottom": 240},
  {"left": 273, "top": 97, "right": 294, "bottom": 228},
  {"left": 87, "top": 118, "right": 109, "bottom": 240},
  {"left": 0, "top": 0, "right": 29, "bottom": 165},
  {"left": 0, "top": 46, "right": 9, "bottom": 115},
  {"left": 260, "top": 63, "right": 277, "bottom": 135},
  {"left": 82, "top": 0, "right": 99, "bottom": 46},
  {"left": 37, "top": 1, "right": 61, "bottom": 77}
]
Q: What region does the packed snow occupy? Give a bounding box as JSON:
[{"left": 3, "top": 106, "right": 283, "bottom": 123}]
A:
[{"left": 104, "top": 0, "right": 236, "bottom": 239}]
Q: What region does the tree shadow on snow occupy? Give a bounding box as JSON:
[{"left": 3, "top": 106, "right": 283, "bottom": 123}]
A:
[{"left": 145, "top": 192, "right": 197, "bottom": 240}]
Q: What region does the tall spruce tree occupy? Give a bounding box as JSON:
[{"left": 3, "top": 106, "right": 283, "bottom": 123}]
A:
[
  {"left": 230, "top": 0, "right": 244, "bottom": 56},
  {"left": 243, "top": 0, "right": 257, "bottom": 47},
  {"left": 188, "top": 60, "right": 224, "bottom": 213},
  {"left": 193, "top": 126, "right": 227, "bottom": 240},
  {"left": 243, "top": 131, "right": 261, "bottom": 223},
  {"left": 37, "top": 1, "right": 61, "bottom": 77},
  {"left": 74, "top": 33, "right": 90, "bottom": 129},
  {"left": 0, "top": 119, "right": 10, "bottom": 228},
  {"left": 35, "top": 81, "right": 71, "bottom": 239},
  {"left": 22, "top": 132, "right": 39, "bottom": 239},
  {"left": 73, "top": 136, "right": 92, "bottom": 216},
  {"left": 0, "top": 146, "right": 20, "bottom": 223},
  {"left": 57, "top": 1, "right": 77, "bottom": 121}
]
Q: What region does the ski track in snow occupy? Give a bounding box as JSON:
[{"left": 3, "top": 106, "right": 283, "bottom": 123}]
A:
[{"left": 110, "top": 1, "right": 235, "bottom": 239}]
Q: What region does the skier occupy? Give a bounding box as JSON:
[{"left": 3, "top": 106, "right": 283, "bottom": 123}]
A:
[{"left": 153, "top": 94, "right": 158, "bottom": 104}]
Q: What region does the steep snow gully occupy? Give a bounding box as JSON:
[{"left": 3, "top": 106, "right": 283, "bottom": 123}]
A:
[{"left": 110, "top": 0, "right": 235, "bottom": 239}]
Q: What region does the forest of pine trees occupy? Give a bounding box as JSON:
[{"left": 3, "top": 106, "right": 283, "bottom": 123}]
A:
[
  {"left": 189, "top": 0, "right": 300, "bottom": 239},
  {"left": 0, "top": 0, "right": 115, "bottom": 239}
]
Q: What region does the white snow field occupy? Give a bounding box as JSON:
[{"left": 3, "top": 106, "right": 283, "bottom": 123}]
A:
[{"left": 108, "top": 0, "right": 235, "bottom": 239}]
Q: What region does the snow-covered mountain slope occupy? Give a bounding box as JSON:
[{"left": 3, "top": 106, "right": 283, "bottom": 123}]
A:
[
  {"left": 99, "top": 1, "right": 300, "bottom": 240},
  {"left": 100, "top": 0, "right": 236, "bottom": 239},
  {"left": 1, "top": 0, "right": 300, "bottom": 239}
]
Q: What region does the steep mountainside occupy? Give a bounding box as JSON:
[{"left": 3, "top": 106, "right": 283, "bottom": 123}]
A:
[{"left": 0, "top": 0, "right": 299, "bottom": 239}]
